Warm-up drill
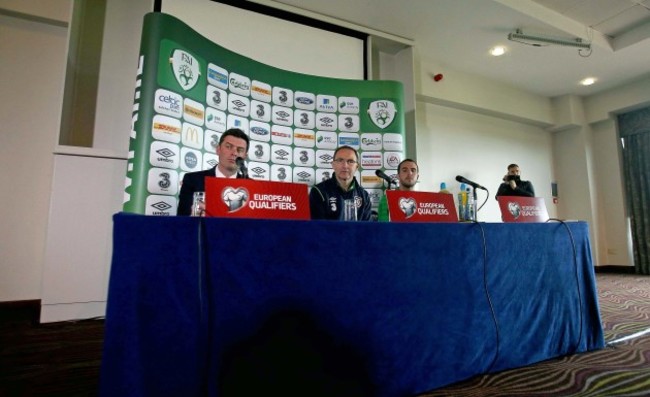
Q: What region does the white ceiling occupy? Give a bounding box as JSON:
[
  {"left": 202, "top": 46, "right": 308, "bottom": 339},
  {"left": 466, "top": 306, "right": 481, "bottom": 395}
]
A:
[{"left": 252, "top": 0, "right": 650, "bottom": 97}]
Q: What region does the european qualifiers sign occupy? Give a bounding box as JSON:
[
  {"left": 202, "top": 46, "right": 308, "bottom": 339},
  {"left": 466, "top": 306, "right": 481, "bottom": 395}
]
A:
[
  {"left": 497, "top": 196, "right": 549, "bottom": 223},
  {"left": 386, "top": 191, "right": 459, "bottom": 223},
  {"left": 204, "top": 178, "right": 310, "bottom": 220},
  {"left": 122, "top": 13, "right": 406, "bottom": 215}
]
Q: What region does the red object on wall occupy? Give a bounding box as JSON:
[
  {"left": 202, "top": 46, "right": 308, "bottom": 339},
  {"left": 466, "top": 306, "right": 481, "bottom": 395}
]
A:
[{"left": 433, "top": 73, "right": 443, "bottom": 82}]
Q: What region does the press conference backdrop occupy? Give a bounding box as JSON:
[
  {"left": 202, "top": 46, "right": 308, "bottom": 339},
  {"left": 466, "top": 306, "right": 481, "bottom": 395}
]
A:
[{"left": 123, "top": 12, "right": 405, "bottom": 215}]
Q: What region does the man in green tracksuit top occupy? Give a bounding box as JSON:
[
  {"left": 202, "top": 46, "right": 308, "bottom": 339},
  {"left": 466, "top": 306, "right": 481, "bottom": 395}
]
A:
[{"left": 377, "top": 158, "right": 419, "bottom": 221}]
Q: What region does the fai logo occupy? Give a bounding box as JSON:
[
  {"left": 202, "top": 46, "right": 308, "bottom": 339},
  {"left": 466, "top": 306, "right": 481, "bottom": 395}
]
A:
[
  {"left": 399, "top": 197, "right": 417, "bottom": 218},
  {"left": 367, "top": 100, "right": 396, "bottom": 129},
  {"left": 508, "top": 202, "right": 522, "bottom": 219},
  {"left": 170, "top": 49, "right": 200, "bottom": 91},
  {"left": 222, "top": 187, "right": 249, "bottom": 212}
]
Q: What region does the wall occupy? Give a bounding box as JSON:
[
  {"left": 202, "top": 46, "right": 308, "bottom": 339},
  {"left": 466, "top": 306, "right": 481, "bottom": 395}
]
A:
[
  {"left": 93, "top": 0, "right": 153, "bottom": 152},
  {"left": 591, "top": 119, "right": 631, "bottom": 266},
  {"left": 0, "top": 1, "right": 70, "bottom": 301},
  {"left": 38, "top": 0, "right": 152, "bottom": 320},
  {"left": 415, "top": 102, "right": 555, "bottom": 223},
  {"left": 413, "top": 56, "right": 646, "bottom": 267}
]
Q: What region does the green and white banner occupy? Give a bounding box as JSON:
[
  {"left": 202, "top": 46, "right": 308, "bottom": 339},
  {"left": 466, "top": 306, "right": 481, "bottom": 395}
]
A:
[{"left": 124, "top": 12, "right": 405, "bottom": 215}]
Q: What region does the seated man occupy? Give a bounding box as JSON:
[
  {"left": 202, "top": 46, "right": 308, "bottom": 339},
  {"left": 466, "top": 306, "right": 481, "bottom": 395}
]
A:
[
  {"left": 377, "top": 158, "right": 419, "bottom": 221},
  {"left": 177, "top": 128, "right": 250, "bottom": 216},
  {"left": 495, "top": 163, "right": 535, "bottom": 199},
  {"left": 309, "top": 146, "right": 372, "bottom": 221}
]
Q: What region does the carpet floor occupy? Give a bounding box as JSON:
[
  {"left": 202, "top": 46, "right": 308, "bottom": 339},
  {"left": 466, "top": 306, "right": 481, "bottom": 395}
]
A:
[{"left": 0, "top": 272, "right": 648, "bottom": 396}]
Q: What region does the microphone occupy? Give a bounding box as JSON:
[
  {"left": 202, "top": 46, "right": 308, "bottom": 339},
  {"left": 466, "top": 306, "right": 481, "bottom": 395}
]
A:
[
  {"left": 235, "top": 157, "right": 248, "bottom": 178},
  {"left": 375, "top": 169, "right": 395, "bottom": 186},
  {"left": 456, "top": 175, "right": 487, "bottom": 190}
]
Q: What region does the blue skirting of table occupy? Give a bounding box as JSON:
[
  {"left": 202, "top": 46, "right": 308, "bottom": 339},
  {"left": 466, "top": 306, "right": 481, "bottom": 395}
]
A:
[{"left": 100, "top": 213, "right": 604, "bottom": 397}]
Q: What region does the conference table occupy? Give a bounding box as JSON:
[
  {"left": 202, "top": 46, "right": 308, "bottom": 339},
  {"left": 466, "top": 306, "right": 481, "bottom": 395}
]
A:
[{"left": 100, "top": 213, "right": 604, "bottom": 397}]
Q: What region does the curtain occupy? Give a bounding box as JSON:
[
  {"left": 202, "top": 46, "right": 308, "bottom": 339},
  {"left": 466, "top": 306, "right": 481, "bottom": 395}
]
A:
[{"left": 618, "top": 108, "right": 650, "bottom": 275}]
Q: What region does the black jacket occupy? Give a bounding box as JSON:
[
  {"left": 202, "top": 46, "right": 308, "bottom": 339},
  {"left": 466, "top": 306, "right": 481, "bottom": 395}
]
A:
[
  {"left": 309, "top": 174, "right": 372, "bottom": 221},
  {"left": 495, "top": 179, "right": 535, "bottom": 199},
  {"left": 177, "top": 167, "right": 246, "bottom": 216}
]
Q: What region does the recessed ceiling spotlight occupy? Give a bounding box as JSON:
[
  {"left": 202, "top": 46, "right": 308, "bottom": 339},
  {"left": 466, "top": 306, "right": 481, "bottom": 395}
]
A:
[
  {"left": 580, "top": 77, "right": 597, "bottom": 86},
  {"left": 490, "top": 46, "right": 506, "bottom": 56}
]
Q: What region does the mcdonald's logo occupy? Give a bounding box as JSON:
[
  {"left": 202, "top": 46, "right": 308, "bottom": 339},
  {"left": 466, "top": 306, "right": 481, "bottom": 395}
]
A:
[{"left": 184, "top": 125, "right": 200, "bottom": 144}]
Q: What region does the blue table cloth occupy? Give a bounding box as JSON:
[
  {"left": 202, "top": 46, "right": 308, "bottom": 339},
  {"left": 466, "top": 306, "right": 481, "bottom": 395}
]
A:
[{"left": 100, "top": 213, "right": 604, "bottom": 396}]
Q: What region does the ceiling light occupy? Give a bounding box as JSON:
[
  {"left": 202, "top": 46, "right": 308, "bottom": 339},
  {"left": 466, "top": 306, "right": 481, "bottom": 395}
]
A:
[
  {"left": 507, "top": 29, "right": 591, "bottom": 50},
  {"left": 580, "top": 77, "right": 596, "bottom": 86},
  {"left": 490, "top": 46, "right": 506, "bottom": 56}
]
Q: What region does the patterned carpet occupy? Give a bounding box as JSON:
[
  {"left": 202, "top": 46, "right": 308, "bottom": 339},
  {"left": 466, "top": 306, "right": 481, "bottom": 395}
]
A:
[
  {"left": 420, "top": 273, "right": 650, "bottom": 396},
  {"left": 0, "top": 273, "right": 648, "bottom": 396}
]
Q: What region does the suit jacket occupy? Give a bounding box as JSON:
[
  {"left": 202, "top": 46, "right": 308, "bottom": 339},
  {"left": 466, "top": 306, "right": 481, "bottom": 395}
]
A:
[{"left": 177, "top": 167, "right": 246, "bottom": 216}]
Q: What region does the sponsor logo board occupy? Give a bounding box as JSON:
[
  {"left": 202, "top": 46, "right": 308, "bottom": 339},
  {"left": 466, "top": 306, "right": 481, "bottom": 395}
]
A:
[
  {"left": 206, "top": 85, "right": 227, "bottom": 110},
  {"left": 154, "top": 88, "right": 182, "bottom": 118},
  {"left": 338, "top": 96, "right": 360, "bottom": 114},
  {"left": 251, "top": 80, "right": 272, "bottom": 102},
  {"left": 250, "top": 141, "right": 271, "bottom": 162},
  {"left": 180, "top": 147, "right": 202, "bottom": 172},
  {"left": 250, "top": 100, "right": 271, "bottom": 122},
  {"left": 181, "top": 122, "right": 203, "bottom": 149},
  {"left": 149, "top": 141, "right": 180, "bottom": 169},
  {"left": 145, "top": 195, "right": 177, "bottom": 216},
  {"left": 293, "top": 128, "right": 315, "bottom": 148},
  {"left": 183, "top": 98, "right": 205, "bottom": 126},
  {"left": 273, "top": 86, "right": 293, "bottom": 106},
  {"left": 207, "top": 63, "right": 228, "bottom": 89},
  {"left": 294, "top": 91, "right": 316, "bottom": 110},
  {"left": 147, "top": 168, "right": 179, "bottom": 195},
  {"left": 152, "top": 114, "right": 181, "bottom": 143},
  {"left": 229, "top": 72, "right": 251, "bottom": 96},
  {"left": 249, "top": 121, "right": 271, "bottom": 142}
]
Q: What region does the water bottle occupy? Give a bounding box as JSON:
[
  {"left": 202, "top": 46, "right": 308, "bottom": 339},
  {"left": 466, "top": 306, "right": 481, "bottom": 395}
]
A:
[
  {"left": 439, "top": 182, "right": 450, "bottom": 194},
  {"left": 457, "top": 183, "right": 466, "bottom": 221},
  {"left": 466, "top": 187, "right": 476, "bottom": 221}
]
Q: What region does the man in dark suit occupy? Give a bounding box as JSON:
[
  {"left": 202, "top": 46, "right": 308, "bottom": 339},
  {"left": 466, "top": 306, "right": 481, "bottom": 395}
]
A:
[{"left": 177, "top": 128, "right": 250, "bottom": 215}]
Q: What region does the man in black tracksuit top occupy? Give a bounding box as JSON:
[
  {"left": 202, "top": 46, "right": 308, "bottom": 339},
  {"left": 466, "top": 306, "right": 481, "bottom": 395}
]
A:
[
  {"left": 495, "top": 163, "right": 535, "bottom": 199},
  {"left": 309, "top": 146, "right": 372, "bottom": 221}
]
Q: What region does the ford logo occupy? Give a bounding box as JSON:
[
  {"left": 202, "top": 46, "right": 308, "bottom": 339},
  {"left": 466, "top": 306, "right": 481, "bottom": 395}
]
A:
[
  {"left": 296, "top": 97, "right": 314, "bottom": 105},
  {"left": 251, "top": 127, "right": 269, "bottom": 135}
]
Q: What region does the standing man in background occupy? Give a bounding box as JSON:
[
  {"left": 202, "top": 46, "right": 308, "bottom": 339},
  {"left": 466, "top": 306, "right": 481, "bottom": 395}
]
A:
[
  {"left": 177, "top": 128, "right": 250, "bottom": 216},
  {"left": 377, "top": 158, "right": 419, "bottom": 221},
  {"left": 309, "top": 145, "right": 372, "bottom": 221},
  {"left": 495, "top": 163, "right": 535, "bottom": 199}
]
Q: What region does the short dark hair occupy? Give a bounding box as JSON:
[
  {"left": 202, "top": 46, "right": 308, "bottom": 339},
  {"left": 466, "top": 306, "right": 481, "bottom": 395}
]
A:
[
  {"left": 507, "top": 163, "right": 519, "bottom": 170},
  {"left": 219, "top": 128, "right": 250, "bottom": 152},
  {"left": 333, "top": 145, "right": 359, "bottom": 162},
  {"left": 398, "top": 158, "right": 418, "bottom": 172}
]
